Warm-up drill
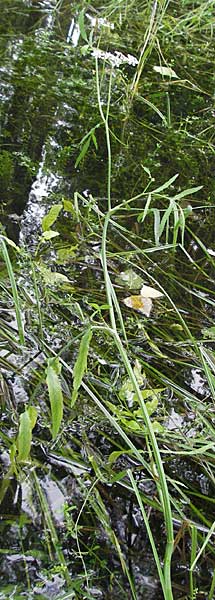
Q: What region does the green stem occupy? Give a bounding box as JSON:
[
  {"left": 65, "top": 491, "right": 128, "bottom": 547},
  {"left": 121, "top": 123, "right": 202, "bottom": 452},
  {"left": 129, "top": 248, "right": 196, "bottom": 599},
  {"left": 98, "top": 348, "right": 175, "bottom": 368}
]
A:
[{"left": 95, "top": 52, "right": 173, "bottom": 599}]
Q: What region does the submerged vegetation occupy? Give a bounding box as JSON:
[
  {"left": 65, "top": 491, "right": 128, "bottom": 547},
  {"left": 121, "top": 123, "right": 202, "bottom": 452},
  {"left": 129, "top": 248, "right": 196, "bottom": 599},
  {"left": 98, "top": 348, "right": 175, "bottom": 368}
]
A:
[{"left": 0, "top": 1, "right": 215, "bottom": 599}]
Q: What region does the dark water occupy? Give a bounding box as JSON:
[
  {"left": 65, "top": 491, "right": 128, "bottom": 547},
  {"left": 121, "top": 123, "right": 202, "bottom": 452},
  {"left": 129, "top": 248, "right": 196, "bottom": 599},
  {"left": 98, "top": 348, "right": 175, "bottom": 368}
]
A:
[{"left": 0, "top": 1, "right": 215, "bottom": 599}]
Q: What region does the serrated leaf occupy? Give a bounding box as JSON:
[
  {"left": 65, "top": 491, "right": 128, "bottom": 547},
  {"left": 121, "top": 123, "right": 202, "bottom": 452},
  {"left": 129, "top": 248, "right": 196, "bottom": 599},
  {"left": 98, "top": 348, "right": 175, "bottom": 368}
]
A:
[
  {"left": 72, "top": 328, "right": 92, "bottom": 407},
  {"left": 17, "top": 409, "right": 32, "bottom": 462},
  {"left": 153, "top": 65, "right": 178, "bottom": 78},
  {"left": 42, "top": 204, "right": 62, "bottom": 232},
  {"left": 46, "top": 357, "right": 63, "bottom": 439}
]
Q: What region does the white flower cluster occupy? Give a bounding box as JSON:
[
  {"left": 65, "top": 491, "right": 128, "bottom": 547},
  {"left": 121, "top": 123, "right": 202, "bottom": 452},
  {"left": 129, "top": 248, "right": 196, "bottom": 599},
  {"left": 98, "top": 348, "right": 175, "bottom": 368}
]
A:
[{"left": 92, "top": 48, "right": 138, "bottom": 68}]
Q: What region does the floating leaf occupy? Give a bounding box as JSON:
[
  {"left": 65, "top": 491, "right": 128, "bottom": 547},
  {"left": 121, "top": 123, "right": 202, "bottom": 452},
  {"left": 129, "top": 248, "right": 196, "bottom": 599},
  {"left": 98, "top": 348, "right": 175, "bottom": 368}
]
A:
[
  {"left": 116, "top": 269, "right": 143, "bottom": 289},
  {"left": 140, "top": 284, "right": 163, "bottom": 299},
  {"left": 39, "top": 265, "right": 70, "bottom": 286},
  {"left": 17, "top": 407, "right": 38, "bottom": 462},
  {"left": 153, "top": 65, "right": 178, "bottom": 78},
  {"left": 46, "top": 357, "right": 63, "bottom": 439},
  {"left": 42, "top": 204, "right": 62, "bottom": 232},
  {"left": 72, "top": 328, "right": 92, "bottom": 407},
  {"left": 123, "top": 295, "right": 152, "bottom": 317}
]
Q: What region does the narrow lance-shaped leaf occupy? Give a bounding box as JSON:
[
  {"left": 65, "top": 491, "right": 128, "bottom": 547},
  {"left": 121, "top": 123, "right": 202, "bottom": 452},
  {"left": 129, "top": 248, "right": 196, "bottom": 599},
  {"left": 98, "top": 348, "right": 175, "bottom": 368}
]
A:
[
  {"left": 0, "top": 238, "right": 25, "bottom": 345},
  {"left": 17, "top": 406, "right": 38, "bottom": 462},
  {"left": 72, "top": 328, "right": 92, "bottom": 407},
  {"left": 46, "top": 357, "right": 64, "bottom": 439},
  {"left": 78, "top": 9, "right": 88, "bottom": 42}
]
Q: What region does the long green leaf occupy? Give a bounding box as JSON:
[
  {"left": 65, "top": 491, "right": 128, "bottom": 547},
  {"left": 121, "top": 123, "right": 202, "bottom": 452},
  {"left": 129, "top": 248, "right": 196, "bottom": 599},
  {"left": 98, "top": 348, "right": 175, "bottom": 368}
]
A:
[
  {"left": 0, "top": 238, "right": 25, "bottom": 345},
  {"left": 72, "top": 328, "right": 92, "bottom": 407},
  {"left": 46, "top": 357, "right": 64, "bottom": 439},
  {"left": 151, "top": 173, "right": 179, "bottom": 195},
  {"left": 78, "top": 9, "right": 88, "bottom": 42},
  {"left": 75, "top": 137, "right": 91, "bottom": 168},
  {"left": 42, "top": 204, "right": 62, "bottom": 232},
  {"left": 17, "top": 407, "right": 37, "bottom": 462}
]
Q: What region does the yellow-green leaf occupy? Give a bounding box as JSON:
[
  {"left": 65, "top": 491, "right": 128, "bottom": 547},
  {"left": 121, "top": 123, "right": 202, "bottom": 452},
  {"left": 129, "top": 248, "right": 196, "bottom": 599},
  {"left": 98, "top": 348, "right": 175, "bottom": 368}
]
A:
[
  {"left": 41, "top": 230, "right": 59, "bottom": 241},
  {"left": 72, "top": 328, "right": 92, "bottom": 407},
  {"left": 63, "top": 199, "right": 74, "bottom": 213},
  {"left": 46, "top": 357, "right": 63, "bottom": 439},
  {"left": 28, "top": 406, "right": 38, "bottom": 430},
  {"left": 17, "top": 409, "right": 32, "bottom": 462},
  {"left": 42, "top": 204, "right": 62, "bottom": 232}
]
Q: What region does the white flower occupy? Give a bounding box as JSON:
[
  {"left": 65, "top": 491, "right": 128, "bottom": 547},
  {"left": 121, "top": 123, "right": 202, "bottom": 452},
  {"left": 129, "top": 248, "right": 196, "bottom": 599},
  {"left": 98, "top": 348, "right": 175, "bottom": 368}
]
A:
[{"left": 91, "top": 48, "right": 138, "bottom": 68}]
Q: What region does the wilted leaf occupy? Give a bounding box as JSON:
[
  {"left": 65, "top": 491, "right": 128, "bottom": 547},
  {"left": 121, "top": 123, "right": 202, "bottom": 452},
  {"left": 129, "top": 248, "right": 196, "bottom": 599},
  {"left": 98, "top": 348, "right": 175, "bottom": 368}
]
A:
[
  {"left": 42, "top": 204, "right": 62, "bottom": 232},
  {"left": 72, "top": 328, "right": 92, "bottom": 407},
  {"left": 123, "top": 295, "right": 152, "bottom": 316},
  {"left": 46, "top": 357, "right": 63, "bottom": 439},
  {"left": 140, "top": 284, "right": 163, "bottom": 299},
  {"left": 153, "top": 65, "right": 178, "bottom": 78}
]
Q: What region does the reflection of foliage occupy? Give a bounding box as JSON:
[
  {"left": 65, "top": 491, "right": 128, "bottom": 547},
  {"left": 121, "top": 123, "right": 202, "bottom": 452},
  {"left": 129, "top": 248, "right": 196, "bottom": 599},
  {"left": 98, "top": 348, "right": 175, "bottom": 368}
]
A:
[{"left": 0, "top": 151, "right": 14, "bottom": 191}]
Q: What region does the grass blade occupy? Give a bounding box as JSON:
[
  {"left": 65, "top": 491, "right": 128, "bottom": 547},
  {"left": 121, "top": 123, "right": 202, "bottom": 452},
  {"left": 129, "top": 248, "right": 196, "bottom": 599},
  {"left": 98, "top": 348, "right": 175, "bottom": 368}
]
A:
[{"left": 0, "top": 237, "right": 25, "bottom": 345}]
